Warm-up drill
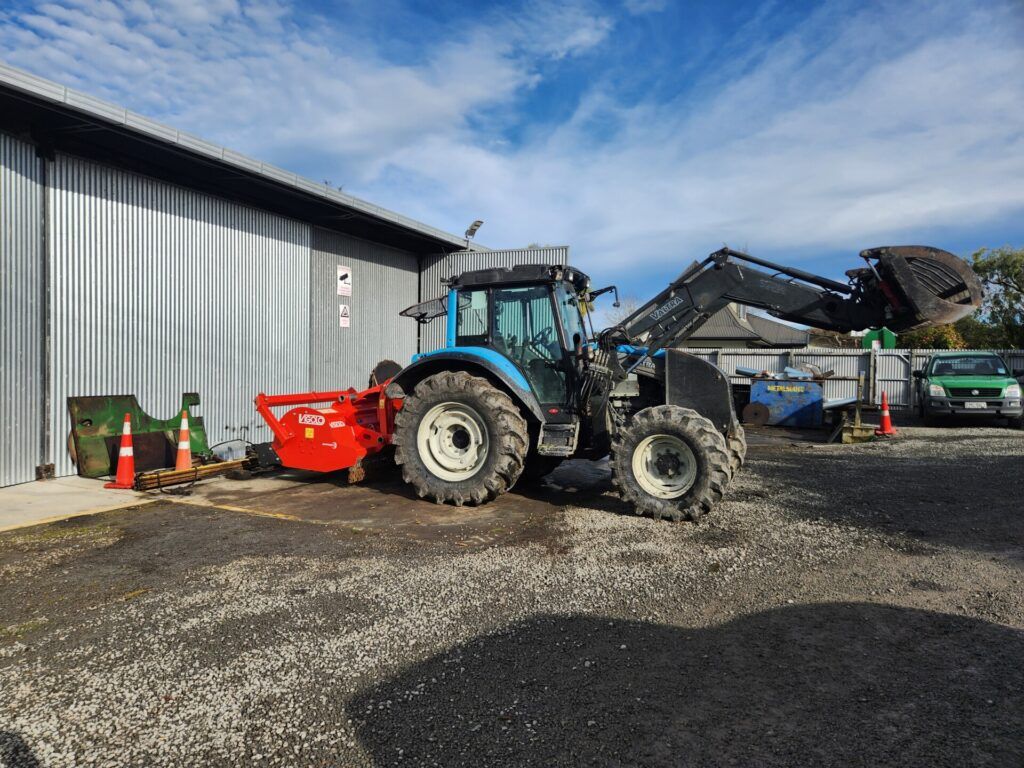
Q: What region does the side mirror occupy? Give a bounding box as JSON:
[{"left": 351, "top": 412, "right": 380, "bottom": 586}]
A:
[
  {"left": 912, "top": 370, "right": 923, "bottom": 379},
  {"left": 1014, "top": 369, "right": 1024, "bottom": 378}
]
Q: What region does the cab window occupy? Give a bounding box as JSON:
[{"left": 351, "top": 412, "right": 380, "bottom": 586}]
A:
[
  {"left": 491, "top": 285, "right": 566, "bottom": 403},
  {"left": 455, "top": 289, "right": 489, "bottom": 346}
]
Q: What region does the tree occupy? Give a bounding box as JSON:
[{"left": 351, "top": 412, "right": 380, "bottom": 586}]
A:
[
  {"left": 602, "top": 296, "right": 641, "bottom": 327},
  {"left": 898, "top": 323, "right": 967, "bottom": 350},
  {"left": 953, "top": 314, "right": 1003, "bottom": 348},
  {"left": 972, "top": 246, "right": 1024, "bottom": 348}
]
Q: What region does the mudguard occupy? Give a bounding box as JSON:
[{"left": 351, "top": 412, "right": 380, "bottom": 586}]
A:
[
  {"left": 663, "top": 349, "right": 736, "bottom": 434},
  {"left": 386, "top": 347, "right": 546, "bottom": 424}
]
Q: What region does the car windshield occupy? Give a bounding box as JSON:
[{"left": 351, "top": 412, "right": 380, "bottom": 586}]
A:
[{"left": 930, "top": 355, "right": 1007, "bottom": 376}]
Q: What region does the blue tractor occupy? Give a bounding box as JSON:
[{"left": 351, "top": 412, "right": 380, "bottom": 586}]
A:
[{"left": 386, "top": 246, "right": 982, "bottom": 520}]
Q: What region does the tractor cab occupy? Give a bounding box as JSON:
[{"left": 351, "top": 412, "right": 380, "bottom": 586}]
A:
[{"left": 402, "top": 264, "right": 592, "bottom": 420}]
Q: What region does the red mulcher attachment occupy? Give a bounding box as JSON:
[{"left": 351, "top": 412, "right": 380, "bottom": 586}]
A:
[{"left": 254, "top": 384, "right": 402, "bottom": 473}]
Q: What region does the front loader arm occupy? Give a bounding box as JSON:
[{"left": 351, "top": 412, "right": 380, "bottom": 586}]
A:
[{"left": 602, "top": 246, "right": 983, "bottom": 357}]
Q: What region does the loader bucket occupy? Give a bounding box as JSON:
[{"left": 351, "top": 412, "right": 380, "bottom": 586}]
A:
[{"left": 863, "top": 246, "right": 984, "bottom": 332}]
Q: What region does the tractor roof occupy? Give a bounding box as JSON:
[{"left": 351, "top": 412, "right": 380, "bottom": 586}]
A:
[{"left": 450, "top": 263, "right": 591, "bottom": 293}]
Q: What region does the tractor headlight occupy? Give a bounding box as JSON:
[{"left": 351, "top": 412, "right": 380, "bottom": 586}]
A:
[
  {"left": 1006, "top": 383, "right": 1022, "bottom": 398},
  {"left": 928, "top": 383, "right": 945, "bottom": 397}
]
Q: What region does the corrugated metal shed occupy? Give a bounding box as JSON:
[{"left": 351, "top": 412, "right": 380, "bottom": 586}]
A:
[
  {"left": 0, "top": 132, "right": 44, "bottom": 485},
  {"left": 309, "top": 228, "right": 420, "bottom": 390},
  {"left": 418, "top": 247, "right": 569, "bottom": 351},
  {"left": 48, "top": 153, "right": 311, "bottom": 476}
]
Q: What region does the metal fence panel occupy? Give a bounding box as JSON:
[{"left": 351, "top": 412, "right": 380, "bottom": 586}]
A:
[
  {"left": 48, "top": 153, "right": 311, "bottom": 476},
  {"left": 0, "top": 133, "right": 44, "bottom": 486},
  {"left": 693, "top": 349, "right": 867, "bottom": 402},
  {"left": 692, "top": 346, "right": 1024, "bottom": 411},
  {"left": 793, "top": 350, "right": 867, "bottom": 401},
  {"left": 417, "top": 247, "right": 569, "bottom": 351},
  {"left": 876, "top": 350, "right": 914, "bottom": 407},
  {"left": 309, "top": 228, "right": 419, "bottom": 390}
]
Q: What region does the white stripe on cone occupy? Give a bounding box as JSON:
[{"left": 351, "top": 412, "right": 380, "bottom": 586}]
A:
[
  {"left": 123, "top": 422, "right": 131, "bottom": 435},
  {"left": 119, "top": 447, "right": 133, "bottom": 457}
]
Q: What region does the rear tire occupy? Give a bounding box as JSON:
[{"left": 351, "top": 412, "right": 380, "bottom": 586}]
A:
[
  {"left": 611, "top": 405, "right": 731, "bottom": 522},
  {"left": 393, "top": 371, "right": 527, "bottom": 506}
]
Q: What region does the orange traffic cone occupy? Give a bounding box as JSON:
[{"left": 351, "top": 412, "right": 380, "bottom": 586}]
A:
[
  {"left": 875, "top": 391, "right": 898, "bottom": 437},
  {"left": 175, "top": 410, "right": 192, "bottom": 470},
  {"left": 104, "top": 413, "right": 136, "bottom": 489}
]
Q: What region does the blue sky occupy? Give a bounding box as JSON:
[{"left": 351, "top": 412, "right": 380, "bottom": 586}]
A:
[{"left": 2, "top": 0, "right": 1023, "bottom": 305}]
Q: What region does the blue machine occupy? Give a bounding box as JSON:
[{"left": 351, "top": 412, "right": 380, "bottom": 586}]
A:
[{"left": 750, "top": 379, "right": 824, "bottom": 428}]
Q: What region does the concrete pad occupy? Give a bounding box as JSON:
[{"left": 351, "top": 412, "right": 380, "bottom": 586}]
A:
[{"left": 0, "top": 476, "right": 153, "bottom": 532}]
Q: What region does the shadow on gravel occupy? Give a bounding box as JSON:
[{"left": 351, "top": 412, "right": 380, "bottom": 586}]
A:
[
  {"left": 353, "top": 604, "right": 1023, "bottom": 767},
  {"left": 0, "top": 731, "right": 41, "bottom": 768},
  {"left": 759, "top": 450, "right": 1024, "bottom": 559}
]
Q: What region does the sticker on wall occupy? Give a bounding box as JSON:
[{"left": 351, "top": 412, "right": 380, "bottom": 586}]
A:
[
  {"left": 337, "top": 265, "right": 352, "bottom": 296},
  {"left": 339, "top": 304, "right": 350, "bottom": 328}
]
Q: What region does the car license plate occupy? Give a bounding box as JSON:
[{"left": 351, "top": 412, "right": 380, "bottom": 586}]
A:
[{"left": 964, "top": 401, "right": 987, "bottom": 409}]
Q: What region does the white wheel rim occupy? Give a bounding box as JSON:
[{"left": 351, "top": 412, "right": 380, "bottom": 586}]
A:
[
  {"left": 416, "top": 402, "right": 490, "bottom": 482},
  {"left": 631, "top": 434, "right": 697, "bottom": 499}
]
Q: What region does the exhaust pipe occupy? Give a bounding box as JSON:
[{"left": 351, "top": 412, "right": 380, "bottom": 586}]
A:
[{"left": 860, "top": 246, "right": 984, "bottom": 331}]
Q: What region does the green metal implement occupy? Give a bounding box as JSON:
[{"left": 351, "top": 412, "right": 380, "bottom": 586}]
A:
[{"left": 67, "top": 393, "right": 211, "bottom": 478}]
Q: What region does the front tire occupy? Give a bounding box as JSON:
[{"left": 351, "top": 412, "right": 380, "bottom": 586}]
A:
[
  {"left": 611, "top": 405, "right": 731, "bottom": 522},
  {"left": 393, "top": 371, "right": 527, "bottom": 506},
  {"left": 726, "top": 424, "right": 747, "bottom": 480}
]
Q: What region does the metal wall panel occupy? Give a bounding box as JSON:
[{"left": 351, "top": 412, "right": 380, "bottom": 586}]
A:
[
  {"left": 48, "top": 153, "right": 311, "bottom": 476},
  {"left": 309, "top": 227, "right": 419, "bottom": 390},
  {"left": 0, "top": 133, "right": 44, "bottom": 486},
  {"left": 418, "top": 246, "right": 569, "bottom": 351}
]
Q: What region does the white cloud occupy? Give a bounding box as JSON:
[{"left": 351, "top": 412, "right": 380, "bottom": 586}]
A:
[
  {"left": 623, "top": 0, "right": 666, "bottom": 15},
  {"left": 1, "top": 0, "right": 1022, "bottom": 290},
  {"left": 362, "top": 1, "right": 1024, "bottom": 276}
]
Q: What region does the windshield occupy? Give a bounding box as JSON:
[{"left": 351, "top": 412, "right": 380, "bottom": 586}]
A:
[{"left": 929, "top": 355, "right": 1008, "bottom": 376}]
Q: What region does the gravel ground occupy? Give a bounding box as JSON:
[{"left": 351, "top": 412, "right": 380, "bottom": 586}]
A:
[{"left": 1, "top": 426, "right": 1022, "bottom": 767}]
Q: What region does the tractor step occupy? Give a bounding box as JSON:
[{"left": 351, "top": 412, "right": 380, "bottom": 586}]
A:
[{"left": 537, "top": 422, "right": 579, "bottom": 457}]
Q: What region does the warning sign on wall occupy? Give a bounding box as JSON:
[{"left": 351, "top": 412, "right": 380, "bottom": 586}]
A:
[
  {"left": 337, "top": 265, "right": 352, "bottom": 296},
  {"left": 339, "top": 304, "right": 350, "bottom": 328}
]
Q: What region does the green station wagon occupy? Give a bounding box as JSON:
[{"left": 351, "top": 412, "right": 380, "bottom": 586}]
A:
[{"left": 914, "top": 351, "right": 1023, "bottom": 427}]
